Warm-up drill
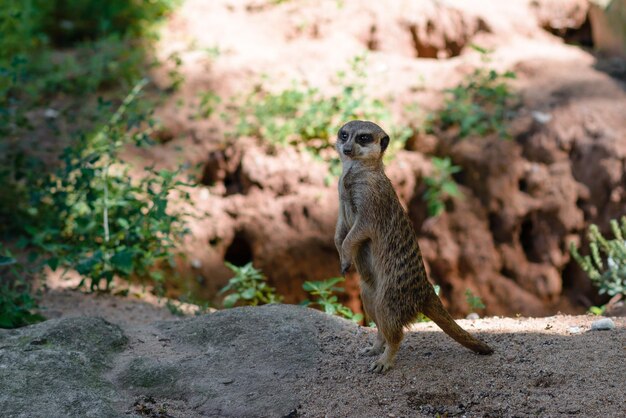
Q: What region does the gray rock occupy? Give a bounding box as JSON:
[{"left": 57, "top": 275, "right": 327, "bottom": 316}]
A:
[
  {"left": 0, "top": 304, "right": 344, "bottom": 418},
  {"left": 568, "top": 326, "right": 582, "bottom": 334},
  {"left": 0, "top": 317, "right": 128, "bottom": 418},
  {"left": 591, "top": 318, "right": 616, "bottom": 331},
  {"left": 466, "top": 313, "right": 480, "bottom": 320}
]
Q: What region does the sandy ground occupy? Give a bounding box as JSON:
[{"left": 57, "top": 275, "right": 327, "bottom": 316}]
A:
[
  {"left": 301, "top": 314, "right": 626, "bottom": 417},
  {"left": 37, "top": 288, "right": 625, "bottom": 418}
]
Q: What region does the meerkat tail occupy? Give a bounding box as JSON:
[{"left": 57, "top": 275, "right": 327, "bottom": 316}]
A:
[{"left": 422, "top": 294, "right": 494, "bottom": 355}]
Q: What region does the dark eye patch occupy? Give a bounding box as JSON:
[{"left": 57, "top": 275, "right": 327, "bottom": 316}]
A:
[
  {"left": 339, "top": 131, "right": 349, "bottom": 141},
  {"left": 356, "top": 134, "right": 373, "bottom": 145}
]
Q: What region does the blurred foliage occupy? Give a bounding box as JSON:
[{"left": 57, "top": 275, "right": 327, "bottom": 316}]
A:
[
  {"left": 465, "top": 289, "right": 486, "bottom": 311},
  {"left": 219, "top": 55, "right": 412, "bottom": 177},
  {"left": 0, "top": 0, "right": 178, "bottom": 141},
  {"left": 429, "top": 46, "right": 517, "bottom": 139},
  {"left": 0, "top": 1, "right": 192, "bottom": 298},
  {"left": 0, "top": 245, "right": 45, "bottom": 328},
  {"left": 302, "top": 277, "right": 363, "bottom": 323},
  {"left": 570, "top": 217, "right": 626, "bottom": 297},
  {"left": 587, "top": 305, "right": 606, "bottom": 316},
  {"left": 0, "top": 0, "right": 176, "bottom": 58},
  {"left": 219, "top": 262, "right": 283, "bottom": 308},
  {"left": 423, "top": 157, "right": 462, "bottom": 218},
  {"left": 13, "top": 81, "right": 195, "bottom": 292}
]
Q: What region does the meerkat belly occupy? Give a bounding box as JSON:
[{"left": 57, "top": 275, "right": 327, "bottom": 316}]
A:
[{"left": 371, "top": 226, "right": 425, "bottom": 316}]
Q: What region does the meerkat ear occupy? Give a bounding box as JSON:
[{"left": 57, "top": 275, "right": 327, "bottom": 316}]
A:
[{"left": 380, "top": 135, "right": 390, "bottom": 153}]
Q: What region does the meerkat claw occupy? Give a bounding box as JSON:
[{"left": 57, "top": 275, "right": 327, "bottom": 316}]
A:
[
  {"left": 369, "top": 359, "right": 391, "bottom": 373},
  {"left": 340, "top": 262, "right": 351, "bottom": 275}
]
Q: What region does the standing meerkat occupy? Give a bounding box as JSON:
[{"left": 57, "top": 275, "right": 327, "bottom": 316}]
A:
[{"left": 335, "top": 120, "right": 493, "bottom": 373}]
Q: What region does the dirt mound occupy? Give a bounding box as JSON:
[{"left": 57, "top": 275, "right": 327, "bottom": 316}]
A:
[{"left": 2, "top": 301, "right": 625, "bottom": 417}]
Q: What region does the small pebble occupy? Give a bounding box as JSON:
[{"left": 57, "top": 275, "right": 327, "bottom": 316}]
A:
[
  {"left": 44, "top": 108, "right": 59, "bottom": 119},
  {"left": 568, "top": 326, "right": 581, "bottom": 334},
  {"left": 591, "top": 318, "right": 615, "bottom": 331},
  {"left": 532, "top": 110, "right": 552, "bottom": 124},
  {"left": 466, "top": 313, "right": 480, "bottom": 320}
]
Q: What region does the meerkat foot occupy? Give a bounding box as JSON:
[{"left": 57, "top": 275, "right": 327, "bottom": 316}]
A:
[
  {"left": 369, "top": 357, "right": 394, "bottom": 373},
  {"left": 360, "top": 336, "right": 385, "bottom": 356},
  {"left": 368, "top": 342, "right": 398, "bottom": 373},
  {"left": 360, "top": 344, "right": 384, "bottom": 357}
]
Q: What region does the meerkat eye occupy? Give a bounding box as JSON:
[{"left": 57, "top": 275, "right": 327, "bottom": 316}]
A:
[
  {"left": 340, "top": 131, "right": 349, "bottom": 141},
  {"left": 356, "top": 134, "right": 373, "bottom": 145}
]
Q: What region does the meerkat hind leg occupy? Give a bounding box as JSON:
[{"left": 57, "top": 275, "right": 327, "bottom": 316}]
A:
[
  {"left": 369, "top": 338, "right": 401, "bottom": 373},
  {"left": 369, "top": 319, "right": 403, "bottom": 373},
  {"left": 356, "top": 248, "right": 385, "bottom": 356},
  {"left": 360, "top": 330, "right": 385, "bottom": 356}
]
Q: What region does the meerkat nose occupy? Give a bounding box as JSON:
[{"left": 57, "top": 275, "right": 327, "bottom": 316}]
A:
[{"left": 343, "top": 147, "right": 352, "bottom": 156}]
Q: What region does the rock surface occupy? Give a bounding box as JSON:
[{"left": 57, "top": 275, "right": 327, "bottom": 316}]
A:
[
  {"left": 0, "top": 317, "right": 127, "bottom": 418},
  {"left": 2, "top": 303, "right": 625, "bottom": 417},
  {"left": 591, "top": 317, "right": 616, "bottom": 330}
]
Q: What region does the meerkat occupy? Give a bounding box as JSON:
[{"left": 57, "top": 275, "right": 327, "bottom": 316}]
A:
[{"left": 335, "top": 120, "right": 493, "bottom": 373}]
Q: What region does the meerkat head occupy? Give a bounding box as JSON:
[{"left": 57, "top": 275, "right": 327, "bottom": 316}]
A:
[{"left": 336, "top": 120, "right": 390, "bottom": 163}]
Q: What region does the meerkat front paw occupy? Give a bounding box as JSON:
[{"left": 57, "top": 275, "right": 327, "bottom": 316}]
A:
[
  {"left": 340, "top": 260, "right": 352, "bottom": 275},
  {"left": 369, "top": 357, "right": 393, "bottom": 373}
]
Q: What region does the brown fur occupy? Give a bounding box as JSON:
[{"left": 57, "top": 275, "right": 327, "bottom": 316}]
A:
[{"left": 335, "top": 120, "right": 493, "bottom": 373}]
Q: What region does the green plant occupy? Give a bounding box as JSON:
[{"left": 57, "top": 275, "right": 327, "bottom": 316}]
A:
[
  {"left": 35, "top": 35, "right": 146, "bottom": 95},
  {"left": 219, "top": 262, "right": 282, "bottom": 308},
  {"left": 196, "top": 91, "right": 222, "bottom": 119},
  {"left": 302, "top": 277, "right": 363, "bottom": 323},
  {"left": 465, "top": 289, "right": 486, "bottom": 311},
  {"left": 570, "top": 217, "right": 626, "bottom": 297},
  {"left": 165, "top": 299, "right": 186, "bottom": 317},
  {"left": 0, "top": 0, "right": 177, "bottom": 56},
  {"left": 0, "top": 246, "right": 45, "bottom": 328},
  {"left": 222, "top": 55, "right": 411, "bottom": 168},
  {"left": 433, "top": 46, "right": 517, "bottom": 139},
  {"left": 165, "top": 51, "right": 185, "bottom": 92},
  {"left": 423, "top": 157, "right": 462, "bottom": 217},
  {"left": 22, "top": 80, "right": 195, "bottom": 291},
  {"left": 588, "top": 305, "right": 606, "bottom": 316},
  {"left": 0, "top": 0, "right": 179, "bottom": 145}
]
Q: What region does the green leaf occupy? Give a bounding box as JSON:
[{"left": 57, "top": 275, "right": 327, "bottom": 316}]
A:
[
  {"left": 351, "top": 313, "right": 364, "bottom": 322},
  {"left": 441, "top": 182, "right": 460, "bottom": 197},
  {"left": 223, "top": 293, "right": 240, "bottom": 308},
  {"left": 47, "top": 257, "right": 59, "bottom": 271},
  {"left": 241, "top": 287, "right": 256, "bottom": 300},
  {"left": 76, "top": 254, "right": 101, "bottom": 276},
  {"left": 0, "top": 256, "right": 16, "bottom": 266},
  {"left": 110, "top": 249, "right": 134, "bottom": 275}
]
